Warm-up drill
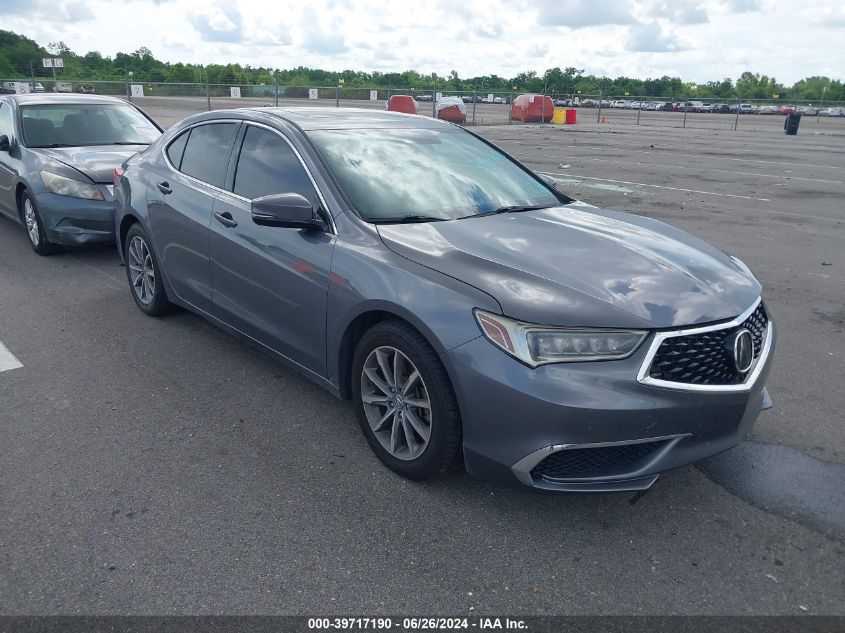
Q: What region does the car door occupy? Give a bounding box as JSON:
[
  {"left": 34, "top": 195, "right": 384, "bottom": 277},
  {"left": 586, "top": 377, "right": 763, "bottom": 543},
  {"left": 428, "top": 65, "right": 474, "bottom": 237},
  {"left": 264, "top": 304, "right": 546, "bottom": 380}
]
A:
[
  {"left": 209, "top": 123, "right": 336, "bottom": 376},
  {"left": 145, "top": 121, "right": 241, "bottom": 313},
  {"left": 0, "top": 100, "right": 20, "bottom": 218}
]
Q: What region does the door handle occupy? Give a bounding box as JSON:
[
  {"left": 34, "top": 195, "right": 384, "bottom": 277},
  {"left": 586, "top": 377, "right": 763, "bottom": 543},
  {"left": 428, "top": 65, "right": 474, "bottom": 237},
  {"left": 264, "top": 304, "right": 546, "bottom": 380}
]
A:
[
  {"left": 214, "top": 211, "right": 238, "bottom": 228},
  {"left": 156, "top": 181, "right": 172, "bottom": 194}
]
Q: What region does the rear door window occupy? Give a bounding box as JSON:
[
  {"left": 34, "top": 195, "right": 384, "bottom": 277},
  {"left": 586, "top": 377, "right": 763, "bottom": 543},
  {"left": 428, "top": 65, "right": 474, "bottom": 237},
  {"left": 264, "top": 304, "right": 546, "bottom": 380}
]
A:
[{"left": 179, "top": 123, "right": 239, "bottom": 188}]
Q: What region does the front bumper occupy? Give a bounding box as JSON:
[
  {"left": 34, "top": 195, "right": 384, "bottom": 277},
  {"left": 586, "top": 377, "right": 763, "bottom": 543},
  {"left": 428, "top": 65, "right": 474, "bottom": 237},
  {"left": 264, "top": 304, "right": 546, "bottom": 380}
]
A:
[
  {"left": 35, "top": 191, "right": 115, "bottom": 246},
  {"left": 446, "top": 322, "right": 775, "bottom": 492}
]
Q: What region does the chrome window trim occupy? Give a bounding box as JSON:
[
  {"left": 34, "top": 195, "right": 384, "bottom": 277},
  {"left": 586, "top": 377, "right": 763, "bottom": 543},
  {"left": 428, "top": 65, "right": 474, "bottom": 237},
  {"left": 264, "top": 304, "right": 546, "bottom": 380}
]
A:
[
  {"left": 162, "top": 118, "right": 336, "bottom": 235},
  {"left": 636, "top": 296, "right": 773, "bottom": 393}
]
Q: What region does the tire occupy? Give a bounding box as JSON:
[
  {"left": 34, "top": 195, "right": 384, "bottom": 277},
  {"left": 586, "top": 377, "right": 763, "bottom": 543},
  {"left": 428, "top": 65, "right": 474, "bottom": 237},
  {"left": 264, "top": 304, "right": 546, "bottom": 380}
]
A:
[
  {"left": 124, "top": 223, "right": 172, "bottom": 316},
  {"left": 20, "top": 191, "right": 61, "bottom": 255},
  {"left": 351, "top": 320, "right": 463, "bottom": 481}
]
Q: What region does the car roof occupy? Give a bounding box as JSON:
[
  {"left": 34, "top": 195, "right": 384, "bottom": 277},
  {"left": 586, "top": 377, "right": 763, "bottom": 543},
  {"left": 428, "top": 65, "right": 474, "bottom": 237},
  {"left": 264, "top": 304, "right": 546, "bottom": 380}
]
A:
[
  {"left": 186, "top": 107, "right": 451, "bottom": 131},
  {"left": 6, "top": 93, "right": 130, "bottom": 106}
]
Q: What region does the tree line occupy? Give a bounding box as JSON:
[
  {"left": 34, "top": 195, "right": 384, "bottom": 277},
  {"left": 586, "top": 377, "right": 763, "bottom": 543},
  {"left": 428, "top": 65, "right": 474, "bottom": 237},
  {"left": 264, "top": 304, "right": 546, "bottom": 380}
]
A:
[{"left": 1, "top": 30, "right": 842, "bottom": 102}]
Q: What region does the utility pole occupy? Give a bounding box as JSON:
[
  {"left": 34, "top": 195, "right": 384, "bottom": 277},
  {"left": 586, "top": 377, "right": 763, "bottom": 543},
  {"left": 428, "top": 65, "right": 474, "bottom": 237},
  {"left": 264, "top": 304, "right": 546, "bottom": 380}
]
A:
[
  {"left": 124, "top": 65, "right": 130, "bottom": 101},
  {"left": 596, "top": 89, "right": 603, "bottom": 123},
  {"left": 206, "top": 68, "right": 211, "bottom": 111}
]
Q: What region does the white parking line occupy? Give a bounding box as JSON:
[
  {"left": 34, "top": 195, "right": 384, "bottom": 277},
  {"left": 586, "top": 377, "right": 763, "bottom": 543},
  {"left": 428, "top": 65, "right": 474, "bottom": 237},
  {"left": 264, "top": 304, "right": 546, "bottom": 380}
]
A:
[
  {"left": 521, "top": 153, "right": 844, "bottom": 185},
  {"left": 0, "top": 341, "right": 23, "bottom": 373},
  {"left": 537, "top": 171, "right": 772, "bottom": 202},
  {"left": 509, "top": 140, "right": 843, "bottom": 171}
]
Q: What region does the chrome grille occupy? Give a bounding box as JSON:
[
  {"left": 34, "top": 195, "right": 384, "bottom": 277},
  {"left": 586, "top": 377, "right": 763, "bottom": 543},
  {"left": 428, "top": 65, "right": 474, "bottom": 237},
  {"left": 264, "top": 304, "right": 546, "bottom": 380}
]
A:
[{"left": 648, "top": 302, "right": 768, "bottom": 386}]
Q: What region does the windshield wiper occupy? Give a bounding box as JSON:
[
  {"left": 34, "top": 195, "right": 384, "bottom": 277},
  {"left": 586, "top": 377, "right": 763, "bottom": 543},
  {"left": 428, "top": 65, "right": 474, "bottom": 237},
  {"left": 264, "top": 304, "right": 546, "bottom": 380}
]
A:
[
  {"left": 371, "top": 215, "right": 447, "bottom": 224},
  {"left": 109, "top": 141, "right": 151, "bottom": 145},
  {"left": 458, "top": 204, "right": 555, "bottom": 220},
  {"left": 31, "top": 143, "right": 74, "bottom": 148}
]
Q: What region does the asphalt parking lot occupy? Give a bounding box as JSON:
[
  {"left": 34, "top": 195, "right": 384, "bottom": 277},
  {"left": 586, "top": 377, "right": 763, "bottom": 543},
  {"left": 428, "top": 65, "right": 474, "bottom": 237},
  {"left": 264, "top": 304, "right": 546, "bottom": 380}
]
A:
[{"left": 1, "top": 108, "right": 843, "bottom": 615}]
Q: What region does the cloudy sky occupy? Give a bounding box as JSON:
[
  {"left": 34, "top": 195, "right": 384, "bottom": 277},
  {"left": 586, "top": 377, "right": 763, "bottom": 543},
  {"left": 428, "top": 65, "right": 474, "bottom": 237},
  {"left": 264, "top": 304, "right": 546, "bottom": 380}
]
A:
[{"left": 2, "top": 0, "right": 843, "bottom": 83}]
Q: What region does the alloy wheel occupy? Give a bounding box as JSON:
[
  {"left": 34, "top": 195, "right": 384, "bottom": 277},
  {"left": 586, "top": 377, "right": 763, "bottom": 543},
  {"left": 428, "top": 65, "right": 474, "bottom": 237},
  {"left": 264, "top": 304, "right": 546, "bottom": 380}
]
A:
[
  {"left": 360, "top": 346, "right": 433, "bottom": 461},
  {"left": 23, "top": 199, "right": 39, "bottom": 246},
  {"left": 128, "top": 235, "right": 156, "bottom": 305}
]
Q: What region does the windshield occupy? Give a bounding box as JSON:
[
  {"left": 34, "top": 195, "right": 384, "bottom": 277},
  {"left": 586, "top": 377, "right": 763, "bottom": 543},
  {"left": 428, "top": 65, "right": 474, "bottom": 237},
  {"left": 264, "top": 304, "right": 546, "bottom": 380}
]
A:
[
  {"left": 307, "top": 128, "right": 562, "bottom": 222},
  {"left": 20, "top": 103, "right": 160, "bottom": 148}
]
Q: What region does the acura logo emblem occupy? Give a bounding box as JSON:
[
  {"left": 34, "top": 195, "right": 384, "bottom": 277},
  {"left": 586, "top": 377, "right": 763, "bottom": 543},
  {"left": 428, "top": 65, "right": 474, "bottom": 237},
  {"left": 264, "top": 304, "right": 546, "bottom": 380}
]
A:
[{"left": 731, "top": 329, "right": 755, "bottom": 374}]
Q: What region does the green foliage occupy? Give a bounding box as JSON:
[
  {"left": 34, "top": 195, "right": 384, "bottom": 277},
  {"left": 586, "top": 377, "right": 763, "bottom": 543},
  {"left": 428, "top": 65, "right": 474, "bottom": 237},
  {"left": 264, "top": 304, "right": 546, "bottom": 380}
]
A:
[{"left": 0, "top": 29, "right": 840, "bottom": 102}]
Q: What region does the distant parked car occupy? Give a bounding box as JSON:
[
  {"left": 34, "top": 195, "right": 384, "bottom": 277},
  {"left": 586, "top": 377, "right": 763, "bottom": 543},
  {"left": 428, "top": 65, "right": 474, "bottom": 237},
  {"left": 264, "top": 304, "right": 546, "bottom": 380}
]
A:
[
  {"left": 53, "top": 81, "right": 73, "bottom": 93},
  {"left": 78, "top": 84, "right": 96, "bottom": 94},
  {"left": 0, "top": 93, "right": 162, "bottom": 254},
  {"left": 735, "top": 104, "right": 753, "bottom": 114},
  {"left": 713, "top": 104, "right": 731, "bottom": 113},
  {"left": 30, "top": 83, "right": 45, "bottom": 93},
  {"left": 697, "top": 103, "right": 714, "bottom": 113},
  {"left": 796, "top": 106, "right": 817, "bottom": 116},
  {"left": 818, "top": 107, "right": 844, "bottom": 117},
  {"left": 659, "top": 102, "right": 673, "bottom": 111},
  {"left": 776, "top": 105, "right": 796, "bottom": 115}
]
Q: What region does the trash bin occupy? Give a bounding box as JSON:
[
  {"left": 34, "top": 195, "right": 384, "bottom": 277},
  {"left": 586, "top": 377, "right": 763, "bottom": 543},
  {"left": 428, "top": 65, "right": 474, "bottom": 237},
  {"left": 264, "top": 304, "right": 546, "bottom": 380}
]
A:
[
  {"left": 784, "top": 113, "right": 801, "bottom": 135},
  {"left": 552, "top": 108, "right": 567, "bottom": 124},
  {"left": 565, "top": 108, "right": 577, "bottom": 124}
]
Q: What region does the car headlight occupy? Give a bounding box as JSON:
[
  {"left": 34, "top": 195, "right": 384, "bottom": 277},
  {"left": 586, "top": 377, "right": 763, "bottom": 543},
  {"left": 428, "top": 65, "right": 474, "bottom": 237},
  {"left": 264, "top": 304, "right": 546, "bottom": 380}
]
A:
[
  {"left": 40, "top": 171, "right": 104, "bottom": 200},
  {"left": 474, "top": 310, "right": 647, "bottom": 367}
]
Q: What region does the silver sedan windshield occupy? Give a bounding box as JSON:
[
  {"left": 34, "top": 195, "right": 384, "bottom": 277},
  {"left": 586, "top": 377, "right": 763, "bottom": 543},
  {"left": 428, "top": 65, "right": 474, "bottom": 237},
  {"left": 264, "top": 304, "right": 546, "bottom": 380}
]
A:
[{"left": 20, "top": 103, "right": 160, "bottom": 148}]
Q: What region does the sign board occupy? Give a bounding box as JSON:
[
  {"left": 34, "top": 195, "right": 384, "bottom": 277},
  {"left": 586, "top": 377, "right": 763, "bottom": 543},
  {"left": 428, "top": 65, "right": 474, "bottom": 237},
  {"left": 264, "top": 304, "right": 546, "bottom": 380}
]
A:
[
  {"left": 308, "top": 88, "right": 318, "bottom": 100},
  {"left": 487, "top": 93, "right": 494, "bottom": 102},
  {"left": 369, "top": 90, "right": 378, "bottom": 101},
  {"left": 230, "top": 86, "right": 241, "bottom": 98},
  {"left": 42, "top": 58, "right": 63, "bottom": 68},
  {"left": 130, "top": 84, "right": 145, "bottom": 98},
  {"left": 772, "top": 93, "right": 779, "bottom": 99},
  {"left": 435, "top": 92, "right": 442, "bottom": 101},
  {"left": 15, "top": 82, "right": 31, "bottom": 94}
]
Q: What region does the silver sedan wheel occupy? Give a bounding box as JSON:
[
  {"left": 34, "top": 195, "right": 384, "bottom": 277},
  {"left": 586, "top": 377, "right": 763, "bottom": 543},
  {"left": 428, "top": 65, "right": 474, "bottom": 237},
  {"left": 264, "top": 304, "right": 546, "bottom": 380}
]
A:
[
  {"left": 361, "top": 346, "right": 433, "bottom": 461},
  {"left": 23, "top": 198, "right": 39, "bottom": 247},
  {"left": 127, "top": 235, "right": 156, "bottom": 305}
]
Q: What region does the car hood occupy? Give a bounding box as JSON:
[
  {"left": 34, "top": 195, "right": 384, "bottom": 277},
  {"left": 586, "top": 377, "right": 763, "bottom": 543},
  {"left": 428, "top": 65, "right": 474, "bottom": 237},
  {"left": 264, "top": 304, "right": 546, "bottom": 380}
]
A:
[
  {"left": 30, "top": 146, "right": 146, "bottom": 183},
  {"left": 376, "top": 202, "right": 761, "bottom": 329}
]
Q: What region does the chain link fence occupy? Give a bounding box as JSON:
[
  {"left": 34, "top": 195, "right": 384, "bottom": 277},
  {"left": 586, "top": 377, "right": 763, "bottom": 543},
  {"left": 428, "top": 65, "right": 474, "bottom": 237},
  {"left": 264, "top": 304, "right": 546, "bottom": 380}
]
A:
[{"left": 3, "top": 77, "right": 844, "bottom": 133}]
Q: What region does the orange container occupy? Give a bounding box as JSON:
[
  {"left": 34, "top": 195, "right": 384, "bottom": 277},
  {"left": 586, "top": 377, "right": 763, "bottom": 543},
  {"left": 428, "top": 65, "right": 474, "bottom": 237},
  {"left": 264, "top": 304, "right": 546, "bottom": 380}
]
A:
[
  {"left": 510, "top": 94, "right": 555, "bottom": 122},
  {"left": 388, "top": 95, "right": 417, "bottom": 115},
  {"left": 437, "top": 106, "right": 466, "bottom": 124},
  {"left": 565, "top": 108, "right": 577, "bottom": 124}
]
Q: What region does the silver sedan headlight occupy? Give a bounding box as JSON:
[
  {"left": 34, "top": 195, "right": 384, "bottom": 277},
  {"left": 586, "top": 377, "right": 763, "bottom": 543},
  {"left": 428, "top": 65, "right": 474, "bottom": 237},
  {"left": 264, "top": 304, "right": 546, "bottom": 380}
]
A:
[
  {"left": 475, "top": 310, "right": 647, "bottom": 367},
  {"left": 40, "top": 171, "right": 104, "bottom": 200}
]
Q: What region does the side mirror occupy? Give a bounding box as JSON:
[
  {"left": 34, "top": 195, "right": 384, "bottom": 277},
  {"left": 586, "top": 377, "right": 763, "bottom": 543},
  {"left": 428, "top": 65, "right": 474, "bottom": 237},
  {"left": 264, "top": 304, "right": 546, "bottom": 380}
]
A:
[
  {"left": 538, "top": 173, "right": 556, "bottom": 188},
  {"left": 0, "top": 135, "right": 10, "bottom": 152},
  {"left": 251, "top": 193, "right": 323, "bottom": 230}
]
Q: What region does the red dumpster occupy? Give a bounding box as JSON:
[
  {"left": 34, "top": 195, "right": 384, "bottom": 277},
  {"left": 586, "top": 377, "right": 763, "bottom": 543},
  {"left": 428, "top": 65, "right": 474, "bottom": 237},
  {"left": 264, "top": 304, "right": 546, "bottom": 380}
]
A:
[
  {"left": 565, "top": 108, "right": 577, "bottom": 124},
  {"left": 510, "top": 94, "right": 555, "bottom": 122},
  {"left": 388, "top": 95, "right": 417, "bottom": 114},
  {"left": 435, "top": 96, "right": 467, "bottom": 124}
]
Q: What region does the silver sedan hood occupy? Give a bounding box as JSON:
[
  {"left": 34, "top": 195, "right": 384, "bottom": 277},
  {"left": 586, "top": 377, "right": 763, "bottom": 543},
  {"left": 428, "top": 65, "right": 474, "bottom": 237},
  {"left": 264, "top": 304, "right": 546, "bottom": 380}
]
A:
[
  {"left": 30, "top": 146, "right": 146, "bottom": 183},
  {"left": 377, "top": 202, "right": 761, "bottom": 329}
]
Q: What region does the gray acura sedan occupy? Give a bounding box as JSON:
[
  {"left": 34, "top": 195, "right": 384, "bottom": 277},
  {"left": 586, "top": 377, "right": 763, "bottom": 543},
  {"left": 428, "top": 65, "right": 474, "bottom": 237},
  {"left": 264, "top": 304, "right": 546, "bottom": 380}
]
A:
[
  {"left": 0, "top": 93, "right": 161, "bottom": 254},
  {"left": 114, "top": 108, "right": 775, "bottom": 492}
]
